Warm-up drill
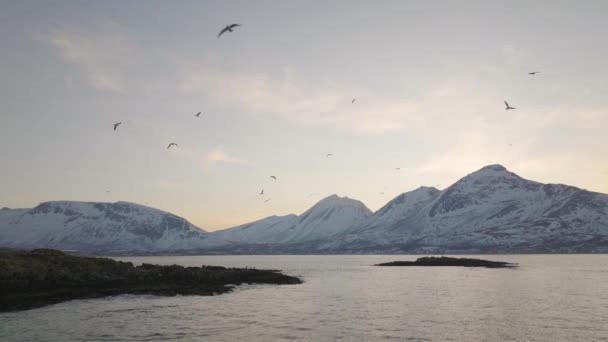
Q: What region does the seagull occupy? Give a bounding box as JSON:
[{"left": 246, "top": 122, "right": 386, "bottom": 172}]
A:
[
  {"left": 504, "top": 100, "right": 516, "bottom": 110},
  {"left": 167, "top": 143, "right": 178, "bottom": 149},
  {"left": 260, "top": 189, "right": 264, "bottom": 195},
  {"left": 270, "top": 176, "right": 277, "bottom": 180},
  {"left": 351, "top": 98, "right": 357, "bottom": 104},
  {"left": 113, "top": 122, "right": 122, "bottom": 131},
  {"left": 395, "top": 167, "right": 401, "bottom": 170},
  {"left": 195, "top": 112, "right": 202, "bottom": 117},
  {"left": 218, "top": 24, "right": 241, "bottom": 38},
  {"left": 528, "top": 71, "right": 541, "bottom": 75},
  {"left": 264, "top": 198, "right": 271, "bottom": 203},
  {"left": 326, "top": 154, "right": 333, "bottom": 157}
]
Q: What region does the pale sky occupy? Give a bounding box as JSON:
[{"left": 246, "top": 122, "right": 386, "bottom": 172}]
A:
[{"left": 2, "top": 1, "right": 608, "bottom": 231}]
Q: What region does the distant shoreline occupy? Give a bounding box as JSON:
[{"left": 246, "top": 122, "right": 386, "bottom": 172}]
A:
[{"left": 375, "top": 256, "right": 518, "bottom": 268}]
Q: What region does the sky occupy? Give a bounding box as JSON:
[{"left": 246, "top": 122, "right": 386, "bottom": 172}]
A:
[{"left": 1, "top": 0, "right": 608, "bottom": 231}]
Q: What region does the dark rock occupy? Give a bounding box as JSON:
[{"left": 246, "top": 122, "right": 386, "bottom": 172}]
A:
[
  {"left": 374, "top": 256, "right": 517, "bottom": 268},
  {"left": 0, "top": 249, "right": 302, "bottom": 312}
]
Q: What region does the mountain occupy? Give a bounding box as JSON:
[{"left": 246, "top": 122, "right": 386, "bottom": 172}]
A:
[
  {"left": 323, "top": 165, "right": 608, "bottom": 253},
  {"left": 212, "top": 194, "right": 372, "bottom": 245},
  {"left": 2, "top": 165, "right": 607, "bottom": 254},
  {"left": 0, "top": 201, "right": 226, "bottom": 252}
]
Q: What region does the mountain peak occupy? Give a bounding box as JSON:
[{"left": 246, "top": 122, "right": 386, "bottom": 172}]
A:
[
  {"left": 314, "top": 194, "right": 366, "bottom": 208},
  {"left": 462, "top": 164, "right": 520, "bottom": 182},
  {"left": 479, "top": 164, "right": 507, "bottom": 172}
]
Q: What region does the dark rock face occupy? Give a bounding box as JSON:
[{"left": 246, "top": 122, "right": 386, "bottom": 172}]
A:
[
  {"left": 0, "top": 249, "right": 302, "bottom": 312},
  {"left": 375, "top": 257, "right": 517, "bottom": 268}
]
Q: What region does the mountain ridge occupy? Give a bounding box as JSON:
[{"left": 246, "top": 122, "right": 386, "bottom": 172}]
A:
[{"left": 2, "top": 165, "right": 608, "bottom": 253}]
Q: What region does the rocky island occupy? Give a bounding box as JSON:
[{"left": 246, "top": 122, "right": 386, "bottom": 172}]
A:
[
  {"left": 0, "top": 249, "right": 302, "bottom": 312},
  {"left": 375, "top": 256, "right": 517, "bottom": 268}
]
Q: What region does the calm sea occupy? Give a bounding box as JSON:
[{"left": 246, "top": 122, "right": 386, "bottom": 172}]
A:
[{"left": 1, "top": 255, "right": 608, "bottom": 341}]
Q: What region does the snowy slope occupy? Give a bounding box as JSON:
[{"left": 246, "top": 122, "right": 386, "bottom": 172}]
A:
[
  {"left": 212, "top": 194, "right": 372, "bottom": 244},
  {"left": 324, "top": 165, "right": 608, "bottom": 252},
  {"left": 210, "top": 214, "right": 299, "bottom": 244},
  {"left": 0, "top": 201, "right": 227, "bottom": 252}
]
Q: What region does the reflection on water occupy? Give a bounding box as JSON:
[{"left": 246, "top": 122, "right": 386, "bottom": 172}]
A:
[{"left": 1, "top": 255, "right": 608, "bottom": 341}]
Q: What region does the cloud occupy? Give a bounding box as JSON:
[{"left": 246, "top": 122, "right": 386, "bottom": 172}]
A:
[
  {"left": 39, "top": 23, "right": 133, "bottom": 92},
  {"left": 180, "top": 66, "right": 419, "bottom": 135},
  {"left": 207, "top": 147, "right": 248, "bottom": 165}
]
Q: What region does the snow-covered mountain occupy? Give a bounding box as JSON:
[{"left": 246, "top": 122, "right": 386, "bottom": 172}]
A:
[
  {"left": 0, "top": 201, "right": 227, "bottom": 252},
  {"left": 323, "top": 165, "right": 608, "bottom": 253},
  {"left": 2, "top": 165, "right": 607, "bottom": 254},
  {"left": 212, "top": 194, "right": 372, "bottom": 245}
]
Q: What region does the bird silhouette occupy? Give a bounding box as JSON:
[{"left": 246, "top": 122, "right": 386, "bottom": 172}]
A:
[
  {"left": 326, "top": 154, "right": 333, "bottom": 157},
  {"left": 528, "top": 71, "right": 541, "bottom": 75},
  {"left": 264, "top": 198, "right": 271, "bottom": 203},
  {"left": 260, "top": 189, "right": 264, "bottom": 195},
  {"left": 167, "top": 143, "right": 178, "bottom": 149},
  {"left": 218, "top": 24, "right": 241, "bottom": 38},
  {"left": 270, "top": 176, "right": 277, "bottom": 180},
  {"left": 351, "top": 98, "right": 357, "bottom": 104},
  {"left": 395, "top": 167, "right": 401, "bottom": 170},
  {"left": 504, "top": 100, "right": 516, "bottom": 110},
  {"left": 113, "top": 122, "right": 122, "bottom": 131},
  {"left": 195, "top": 112, "right": 201, "bottom": 117}
]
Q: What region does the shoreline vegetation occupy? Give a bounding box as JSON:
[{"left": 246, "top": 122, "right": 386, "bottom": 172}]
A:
[
  {"left": 0, "top": 249, "right": 302, "bottom": 312},
  {"left": 375, "top": 256, "right": 518, "bottom": 268}
]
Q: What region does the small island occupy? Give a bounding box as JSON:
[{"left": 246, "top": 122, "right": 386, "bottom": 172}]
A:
[
  {"left": 0, "top": 249, "right": 302, "bottom": 312},
  {"left": 375, "top": 256, "right": 517, "bottom": 268}
]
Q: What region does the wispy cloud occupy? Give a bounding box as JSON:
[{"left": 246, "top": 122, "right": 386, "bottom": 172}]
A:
[
  {"left": 39, "top": 23, "right": 133, "bottom": 92},
  {"left": 180, "top": 66, "right": 419, "bottom": 135},
  {"left": 207, "top": 147, "right": 248, "bottom": 165}
]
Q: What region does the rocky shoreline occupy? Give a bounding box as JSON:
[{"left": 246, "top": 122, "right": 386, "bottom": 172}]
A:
[
  {"left": 375, "top": 256, "right": 517, "bottom": 268},
  {"left": 0, "top": 249, "right": 302, "bottom": 312}
]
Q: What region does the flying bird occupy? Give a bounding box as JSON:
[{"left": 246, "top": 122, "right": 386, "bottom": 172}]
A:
[
  {"left": 195, "top": 112, "right": 202, "bottom": 117},
  {"left": 218, "top": 24, "right": 241, "bottom": 38},
  {"left": 504, "top": 100, "right": 516, "bottom": 110},
  {"left": 351, "top": 98, "right": 357, "bottom": 104},
  {"left": 113, "top": 122, "right": 122, "bottom": 131},
  {"left": 326, "top": 154, "right": 333, "bottom": 157},
  {"left": 260, "top": 189, "right": 264, "bottom": 195},
  {"left": 528, "top": 71, "right": 541, "bottom": 75},
  {"left": 395, "top": 167, "right": 401, "bottom": 170},
  {"left": 264, "top": 199, "right": 271, "bottom": 203},
  {"left": 167, "top": 143, "right": 178, "bottom": 149},
  {"left": 270, "top": 176, "right": 277, "bottom": 180}
]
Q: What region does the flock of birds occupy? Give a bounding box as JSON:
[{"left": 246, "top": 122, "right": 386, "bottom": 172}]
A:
[{"left": 110, "top": 23, "right": 542, "bottom": 204}]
